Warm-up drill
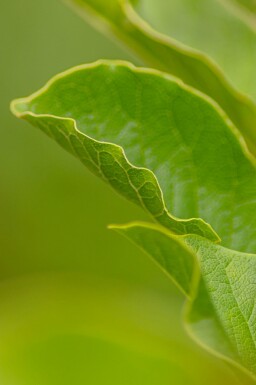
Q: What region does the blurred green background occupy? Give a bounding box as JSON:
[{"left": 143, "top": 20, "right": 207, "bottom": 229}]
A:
[{"left": 0, "top": 1, "right": 244, "bottom": 384}]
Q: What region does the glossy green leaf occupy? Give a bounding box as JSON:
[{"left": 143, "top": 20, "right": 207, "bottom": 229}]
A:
[
  {"left": 112, "top": 221, "right": 256, "bottom": 382},
  {"left": 66, "top": 0, "right": 256, "bottom": 157}
]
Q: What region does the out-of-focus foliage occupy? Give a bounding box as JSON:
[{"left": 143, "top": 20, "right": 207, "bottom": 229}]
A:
[{"left": 67, "top": 0, "right": 256, "bottom": 157}]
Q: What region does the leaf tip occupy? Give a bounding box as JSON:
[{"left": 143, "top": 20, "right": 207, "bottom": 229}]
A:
[{"left": 10, "top": 98, "right": 29, "bottom": 118}]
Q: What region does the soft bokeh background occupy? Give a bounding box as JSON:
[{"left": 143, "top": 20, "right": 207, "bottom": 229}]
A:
[{"left": 0, "top": 1, "right": 244, "bottom": 384}]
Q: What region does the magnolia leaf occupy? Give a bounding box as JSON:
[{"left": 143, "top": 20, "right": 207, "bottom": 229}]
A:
[
  {"left": 112, "top": 221, "right": 256, "bottom": 382},
  {"left": 66, "top": 0, "right": 256, "bottom": 157}
]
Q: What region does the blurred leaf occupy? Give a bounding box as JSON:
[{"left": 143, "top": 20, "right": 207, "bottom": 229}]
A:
[
  {"left": 0, "top": 273, "right": 239, "bottom": 385},
  {"left": 66, "top": 0, "right": 256, "bottom": 157},
  {"left": 135, "top": 0, "right": 256, "bottom": 96}
]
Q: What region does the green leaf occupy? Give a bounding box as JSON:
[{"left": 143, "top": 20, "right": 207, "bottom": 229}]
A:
[
  {"left": 112, "top": 221, "right": 256, "bottom": 382},
  {"left": 66, "top": 0, "right": 256, "bottom": 157},
  {"left": 11, "top": 61, "right": 256, "bottom": 251},
  {"left": 11, "top": 61, "right": 220, "bottom": 242}
]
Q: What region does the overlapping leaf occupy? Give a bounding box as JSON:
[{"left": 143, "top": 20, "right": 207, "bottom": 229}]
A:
[
  {"left": 66, "top": 0, "right": 256, "bottom": 157},
  {"left": 11, "top": 61, "right": 256, "bottom": 380},
  {"left": 113, "top": 221, "right": 256, "bottom": 382}
]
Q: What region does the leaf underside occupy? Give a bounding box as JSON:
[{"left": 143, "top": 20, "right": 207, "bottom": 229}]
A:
[{"left": 11, "top": 61, "right": 256, "bottom": 381}]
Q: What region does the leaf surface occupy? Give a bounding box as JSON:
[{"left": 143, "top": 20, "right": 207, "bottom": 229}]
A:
[
  {"left": 11, "top": 61, "right": 256, "bottom": 251},
  {"left": 66, "top": 0, "right": 256, "bottom": 157},
  {"left": 112, "top": 221, "right": 256, "bottom": 382}
]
